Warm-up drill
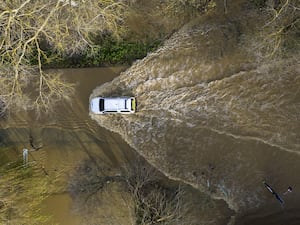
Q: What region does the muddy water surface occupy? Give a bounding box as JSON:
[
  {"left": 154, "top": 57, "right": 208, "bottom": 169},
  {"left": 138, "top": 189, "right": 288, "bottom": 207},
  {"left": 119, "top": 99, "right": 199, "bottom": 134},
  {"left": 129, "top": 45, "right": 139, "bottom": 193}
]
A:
[
  {"left": 90, "top": 5, "right": 300, "bottom": 225},
  {"left": 1, "top": 67, "right": 137, "bottom": 225}
]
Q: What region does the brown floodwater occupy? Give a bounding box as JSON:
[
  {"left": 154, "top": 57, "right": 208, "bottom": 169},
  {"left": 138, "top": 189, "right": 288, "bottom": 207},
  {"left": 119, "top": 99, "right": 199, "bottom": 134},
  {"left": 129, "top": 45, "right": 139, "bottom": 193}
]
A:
[
  {"left": 0, "top": 67, "right": 138, "bottom": 225},
  {"left": 2, "top": 1, "right": 299, "bottom": 224},
  {"left": 89, "top": 3, "right": 300, "bottom": 225},
  {"left": 1, "top": 67, "right": 227, "bottom": 225}
]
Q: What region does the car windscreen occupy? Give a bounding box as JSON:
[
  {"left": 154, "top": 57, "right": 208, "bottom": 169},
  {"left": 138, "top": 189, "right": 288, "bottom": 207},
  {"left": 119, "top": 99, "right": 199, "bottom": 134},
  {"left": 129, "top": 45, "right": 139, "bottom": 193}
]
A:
[{"left": 99, "top": 99, "right": 104, "bottom": 111}]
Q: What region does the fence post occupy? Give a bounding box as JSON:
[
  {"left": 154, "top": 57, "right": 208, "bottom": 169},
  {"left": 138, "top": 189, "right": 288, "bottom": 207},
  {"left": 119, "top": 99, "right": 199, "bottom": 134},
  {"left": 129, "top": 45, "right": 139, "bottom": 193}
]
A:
[{"left": 23, "top": 148, "right": 28, "bottom": 167}]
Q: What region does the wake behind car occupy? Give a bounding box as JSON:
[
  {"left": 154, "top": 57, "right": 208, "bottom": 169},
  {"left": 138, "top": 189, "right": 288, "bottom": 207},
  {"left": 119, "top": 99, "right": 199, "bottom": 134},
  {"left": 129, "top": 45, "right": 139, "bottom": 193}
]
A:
[{"left": 90, "top": 96, "right": 136, "bottom": 114}]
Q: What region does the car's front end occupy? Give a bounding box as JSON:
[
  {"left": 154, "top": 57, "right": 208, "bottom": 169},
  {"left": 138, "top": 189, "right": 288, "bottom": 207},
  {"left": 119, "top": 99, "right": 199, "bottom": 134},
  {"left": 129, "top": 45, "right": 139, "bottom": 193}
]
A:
[{"left": 90, "top": 97, "right": 103, "bottom": 114}]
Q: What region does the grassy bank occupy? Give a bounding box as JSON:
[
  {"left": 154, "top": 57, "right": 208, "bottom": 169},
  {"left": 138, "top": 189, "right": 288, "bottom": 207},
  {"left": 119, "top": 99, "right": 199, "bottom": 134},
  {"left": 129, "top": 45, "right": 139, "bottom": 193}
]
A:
[{"left": 0, "top": 154, "right": 53, "bottom": 224}]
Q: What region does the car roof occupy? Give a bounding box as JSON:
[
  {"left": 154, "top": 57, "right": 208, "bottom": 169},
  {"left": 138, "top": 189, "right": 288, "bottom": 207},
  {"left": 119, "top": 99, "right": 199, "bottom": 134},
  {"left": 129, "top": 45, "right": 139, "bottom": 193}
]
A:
[{"left": 103, "top": 97, "right": 131, "bottom": 111}]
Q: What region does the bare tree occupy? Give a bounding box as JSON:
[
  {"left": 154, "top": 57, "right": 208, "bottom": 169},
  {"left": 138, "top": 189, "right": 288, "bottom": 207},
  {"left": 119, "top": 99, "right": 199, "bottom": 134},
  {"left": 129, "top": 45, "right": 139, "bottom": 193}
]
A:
[
  {"left": 122, "top": 158, "right": 188, "bottom": 225},
  {"left": 0, "top": 0, "right": 128, "bottom": 115},
  {"left": 252, "top": 0, "right": 300, "bottom": 59}
]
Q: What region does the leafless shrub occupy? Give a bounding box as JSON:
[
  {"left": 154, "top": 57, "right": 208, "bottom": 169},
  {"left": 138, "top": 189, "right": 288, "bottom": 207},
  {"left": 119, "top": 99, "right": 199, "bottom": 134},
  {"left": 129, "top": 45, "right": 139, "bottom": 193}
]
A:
[
  {"left": 249, "top": 0, "right": 300, "bottom": 60},
  {"left": 121, "top": 158, "right": 189, "bottom": 225},
  {"left": 69, "top": 157, "right": 190, "bottom": 225}
]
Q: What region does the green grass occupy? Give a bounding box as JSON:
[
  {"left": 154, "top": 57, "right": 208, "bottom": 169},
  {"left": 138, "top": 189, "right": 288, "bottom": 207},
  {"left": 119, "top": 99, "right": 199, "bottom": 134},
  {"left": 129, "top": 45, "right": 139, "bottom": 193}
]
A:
[{"left": 31, "top": 39, "right": 162, "bottom": 68}]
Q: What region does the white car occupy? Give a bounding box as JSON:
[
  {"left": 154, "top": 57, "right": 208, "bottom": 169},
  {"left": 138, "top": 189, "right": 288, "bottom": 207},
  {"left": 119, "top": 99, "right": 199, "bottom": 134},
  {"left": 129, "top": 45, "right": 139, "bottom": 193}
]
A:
[{"left": 90, "top": 97, "right": 136, "bottom": 114}]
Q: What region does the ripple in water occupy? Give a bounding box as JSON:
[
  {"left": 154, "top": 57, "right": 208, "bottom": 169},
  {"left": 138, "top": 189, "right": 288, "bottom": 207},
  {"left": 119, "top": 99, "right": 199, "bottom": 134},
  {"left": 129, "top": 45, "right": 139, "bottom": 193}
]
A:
[{"left": 90, "top": 12, "right": 300, "bottom": 225}]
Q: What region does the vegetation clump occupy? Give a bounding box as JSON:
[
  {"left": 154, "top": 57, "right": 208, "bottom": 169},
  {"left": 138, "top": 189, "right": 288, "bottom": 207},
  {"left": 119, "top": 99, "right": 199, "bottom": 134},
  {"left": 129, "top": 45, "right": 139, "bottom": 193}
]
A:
[{"left": 36, "top": 39, "right": 162, "bottom": 68}]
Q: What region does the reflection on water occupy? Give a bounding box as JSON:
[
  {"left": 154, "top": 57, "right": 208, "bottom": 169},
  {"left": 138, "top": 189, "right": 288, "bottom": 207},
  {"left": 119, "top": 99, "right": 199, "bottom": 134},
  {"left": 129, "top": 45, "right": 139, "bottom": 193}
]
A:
[
  {"left": 43, "top": 194, "right": 81, "bottom": 225},
  {"left": 90, "top": 5, "right": 300, "bottom": 225}
]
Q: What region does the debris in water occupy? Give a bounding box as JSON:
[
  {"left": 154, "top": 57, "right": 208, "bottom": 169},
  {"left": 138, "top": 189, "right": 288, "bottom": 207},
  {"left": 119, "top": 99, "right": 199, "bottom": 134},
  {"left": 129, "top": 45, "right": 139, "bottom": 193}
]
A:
[
  {"left": 263, "top": 181, "right": 284, "bottom": 205},
  {"left": 283, "top": 186, "right": 293, "bottom": 195}
]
